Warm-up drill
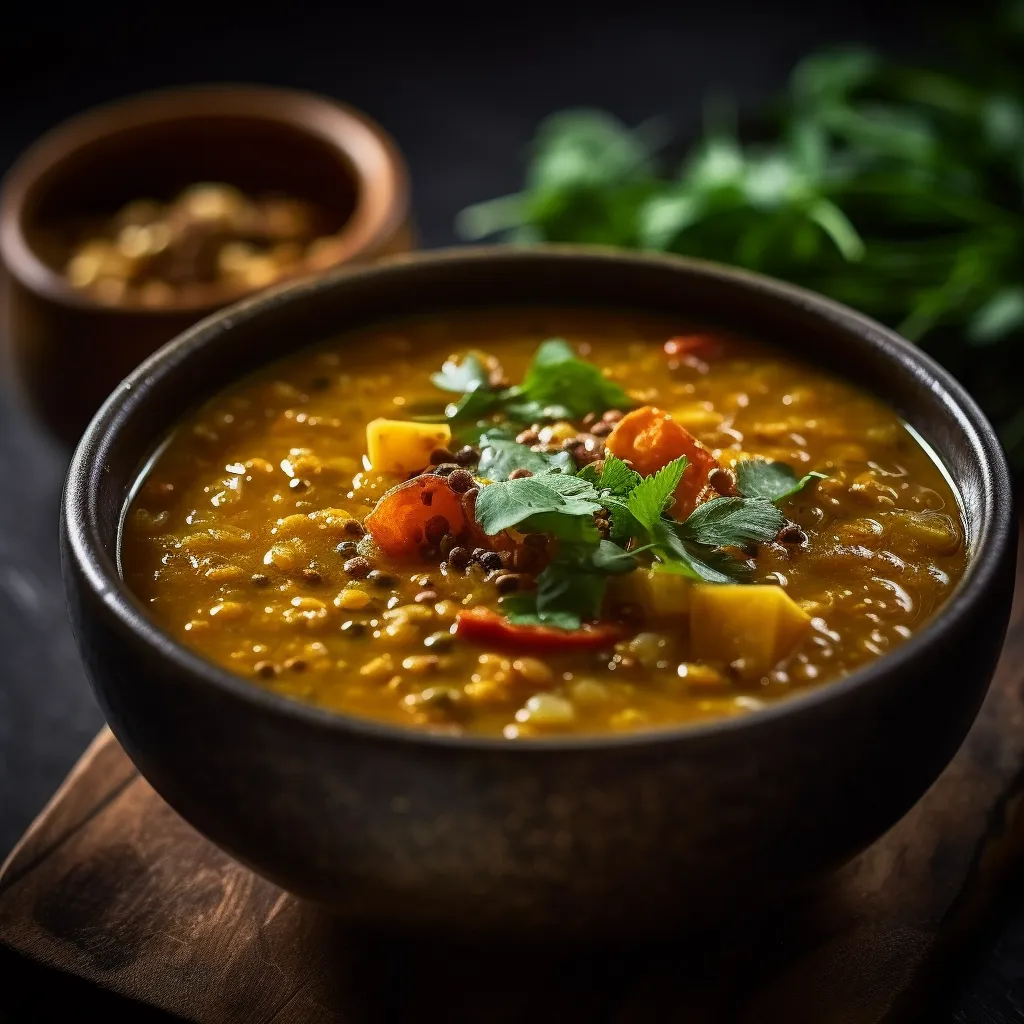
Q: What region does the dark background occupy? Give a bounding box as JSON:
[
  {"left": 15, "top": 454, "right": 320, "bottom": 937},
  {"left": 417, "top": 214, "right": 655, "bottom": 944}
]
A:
[{"left": 2, "top": 1, "right": 1022, "bottom": 1019}]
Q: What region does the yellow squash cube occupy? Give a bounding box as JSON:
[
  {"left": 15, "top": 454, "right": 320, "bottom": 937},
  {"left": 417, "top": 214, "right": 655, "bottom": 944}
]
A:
[
  {"left": 365, "top": 419, "right": 452, "bottom": 475},
  {"left": 690, "top": 584, "right": 810, "bottom": 679},
  {"left": 606, "top": 568, "right": 692, "bottom": 617}
]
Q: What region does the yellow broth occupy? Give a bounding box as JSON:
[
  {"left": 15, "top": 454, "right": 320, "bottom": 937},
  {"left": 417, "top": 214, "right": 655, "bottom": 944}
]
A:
[{"left": 121, "top": 309, "right": 967, "bottom": 737}]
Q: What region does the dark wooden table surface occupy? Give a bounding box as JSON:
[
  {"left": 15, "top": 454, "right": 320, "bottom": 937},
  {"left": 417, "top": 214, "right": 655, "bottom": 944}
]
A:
[{"left": 2, "top": 3, "right": 1021, "bottom": 1020}]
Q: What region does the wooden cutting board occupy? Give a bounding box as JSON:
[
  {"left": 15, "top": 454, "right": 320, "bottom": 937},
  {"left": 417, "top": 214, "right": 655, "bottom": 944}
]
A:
[{"left": 2, "top": 528, "right": 1023, "bottom": 1023}]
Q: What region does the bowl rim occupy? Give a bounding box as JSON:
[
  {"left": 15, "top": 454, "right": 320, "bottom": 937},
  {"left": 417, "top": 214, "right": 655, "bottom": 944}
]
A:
[
  {"left": 0, "top": 82, "right": 410, "bottom": 315},
  {"left": 64, "top": 244, "right": 1015, "bottom": 752}
]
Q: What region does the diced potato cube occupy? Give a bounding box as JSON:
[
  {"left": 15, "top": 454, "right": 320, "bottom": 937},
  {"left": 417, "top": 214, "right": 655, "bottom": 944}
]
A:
[
  {"left": 606, "top": 568, "right": 692, "bottom": 617},
  {"left": 670, "top": 403, "right": 724, "bottom": 433},
  {"left": 690, "top": 584, "right": 810, "bottom": 679},
  {"left": 366, "top": 419, "right": 451, "bottom": 475}
]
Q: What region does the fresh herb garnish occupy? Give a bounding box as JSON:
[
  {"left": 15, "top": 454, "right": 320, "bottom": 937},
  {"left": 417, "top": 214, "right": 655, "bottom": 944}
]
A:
[
  {"left": 735, "top": 459, "right": 827, "bottom": 503},
  {"left": 475, "top": 473, "right": 604, "bottom": 535},
  {"left": 624, "top": 457, "right": 689, "bottom": 532},
  {"left": 647, "top": 527, "right": 753, "bottom": 584},
  {"left": 677, "top": 496, "right": 786, "bottom": 548},
  {"left": 577, "top": 450, "right": 642, "bottom": 495},
  {"left": 430, "top": 345, "right": 803, "bottom": 627},
  {"left": 428, "top": 338, "right": 636, "bottom": 441},
  {"left": 516, "top": 339, "right": 634, "bottom": 420},
  {"left": 472, "top": 438, "right": 789, "bottom": 623},
  {"left": 477, "top": 429, "right": 574, "bottom": 480},
  {"left": 501, "top": 540, "right": 636, "bottom": 629}
]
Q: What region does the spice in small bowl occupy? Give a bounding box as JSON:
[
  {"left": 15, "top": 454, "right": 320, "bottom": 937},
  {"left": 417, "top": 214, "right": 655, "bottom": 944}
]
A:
[{"left": 63, "top": 182, "right": 346, "bottom": 308}]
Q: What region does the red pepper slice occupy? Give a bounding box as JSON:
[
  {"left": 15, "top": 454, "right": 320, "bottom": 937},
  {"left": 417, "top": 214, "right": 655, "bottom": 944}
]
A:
[
  {"left": 663, "top": 334, "right": 724, "bottom": 362},
  {"left": 455, "top": 607, "right": 623, "bottom": 654}
]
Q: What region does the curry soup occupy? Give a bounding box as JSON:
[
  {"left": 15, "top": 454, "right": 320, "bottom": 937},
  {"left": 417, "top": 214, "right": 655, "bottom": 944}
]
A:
[{"left": 122, "top": 309, "right": 966, "bottom": 738}]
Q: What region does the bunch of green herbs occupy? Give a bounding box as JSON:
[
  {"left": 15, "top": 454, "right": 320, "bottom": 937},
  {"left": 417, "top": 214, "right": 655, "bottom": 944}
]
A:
[{"left": 456, "top": 3, "right": 1024, "bottom": 469}]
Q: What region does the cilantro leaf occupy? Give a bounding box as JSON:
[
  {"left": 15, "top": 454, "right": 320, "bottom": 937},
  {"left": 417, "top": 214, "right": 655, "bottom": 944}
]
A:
[
  {"left": 655, "top": 541, "right": 753, "bottom": 583},
  {"left": 590, "top": 539, "right": 638, "bottom": 574},
  {"left": 475, "top": 474, "right": 603, "bottom": 535},
  {"left": 527, "top": 338, "right": 576, "bottom": 370},
  {"left": 648, "top": 520, "right": 753, "bottom": 583},
  {"left": 446, "top": 388, "right": 508, "bottom": 428},
  {"left": 735, "top": 459, "right": 827, "bottom": 503},
  {"left": 501, "top": 540, "right": 636, "bottom": 629},
  {"left": 678, "top": 497, "right": 785, "bottom": 548},
  {"left": 596, "top": 451, "right": 643, "bottom": 496},
  {"left": 625, "top": 456, "right": 689, "bottom": 532},
  {"left": 602, "top": 495, "right": 644, "bottom": 545},
  {"left": 519, "top": 338, "right": 635, "bottom": 418},
  {"left": 519, "top": 511, "right": 601, "bottom": 543},
  {"left": 502, "top": 592, "right": 582, "bottom": 631},
  {"left": 477, "top": 431, "right": 574, "bottom": 480},
  {"left": 432, "top": 353, "right": 491, "bottom": 393}
]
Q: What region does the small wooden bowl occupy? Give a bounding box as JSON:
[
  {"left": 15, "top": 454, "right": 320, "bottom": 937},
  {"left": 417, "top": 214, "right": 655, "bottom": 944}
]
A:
[{"left": 0, "top": 84, "right": 412, "bottom": 445}]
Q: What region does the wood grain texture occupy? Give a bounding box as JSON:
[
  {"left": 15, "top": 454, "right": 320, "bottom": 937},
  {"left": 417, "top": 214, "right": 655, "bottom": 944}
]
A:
[{"left": 1, "top": 529, "right": 1022, "bottom": 1023}]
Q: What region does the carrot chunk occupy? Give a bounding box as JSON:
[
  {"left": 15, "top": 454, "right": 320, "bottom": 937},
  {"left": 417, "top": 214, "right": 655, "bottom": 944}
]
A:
[
  {"left": 605, "top": 405, "right": 718, "bottom": 517},
  {"left": 364, "top": 476, "right": 467, "bottom": 559}
]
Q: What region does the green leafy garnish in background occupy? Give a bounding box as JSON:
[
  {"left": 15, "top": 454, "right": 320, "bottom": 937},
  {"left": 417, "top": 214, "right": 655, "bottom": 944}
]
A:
[
  {"left": 431, "top": 338, "right": 636, "bottom": 437},
  {"left": 456, "top": 2, "right": 1024, "bottom": 470},
  {"left": 515, "top": 339, "right": 634, "bottom": 420}
]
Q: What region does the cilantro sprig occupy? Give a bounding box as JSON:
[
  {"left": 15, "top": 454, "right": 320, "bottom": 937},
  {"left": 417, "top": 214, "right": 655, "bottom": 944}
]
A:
[
  {"left": 430, "top": 338, "right": 635, "bottom": 438},
  {"left": 429, "top": 344, "right": 826, "bottom": 629},
  {"left": 472, "top": 449, "right": 799, "bottom": 626}
]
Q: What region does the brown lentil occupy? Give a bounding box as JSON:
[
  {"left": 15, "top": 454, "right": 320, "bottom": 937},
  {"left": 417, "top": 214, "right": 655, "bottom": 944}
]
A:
[
  {"left": 447, "top": 546, "right": 472, "bottom": 569},
  {"left": 778, "top": 524, "right": 809, "bottom": 546},
  {"left": 494, "top": 574, "right": 523, "bottom": 594},
  {"left": 343, "top": 556, "right": 372, "bottom": 579}
]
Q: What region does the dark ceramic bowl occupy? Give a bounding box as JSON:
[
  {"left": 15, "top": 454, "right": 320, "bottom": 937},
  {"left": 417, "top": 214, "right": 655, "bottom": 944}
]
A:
[
  {"left": 62, "top": 247, "right": 1016, "bottom": 938},
  {"left": 0, "top": 84, "right": 412, "bottom": 446}
]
